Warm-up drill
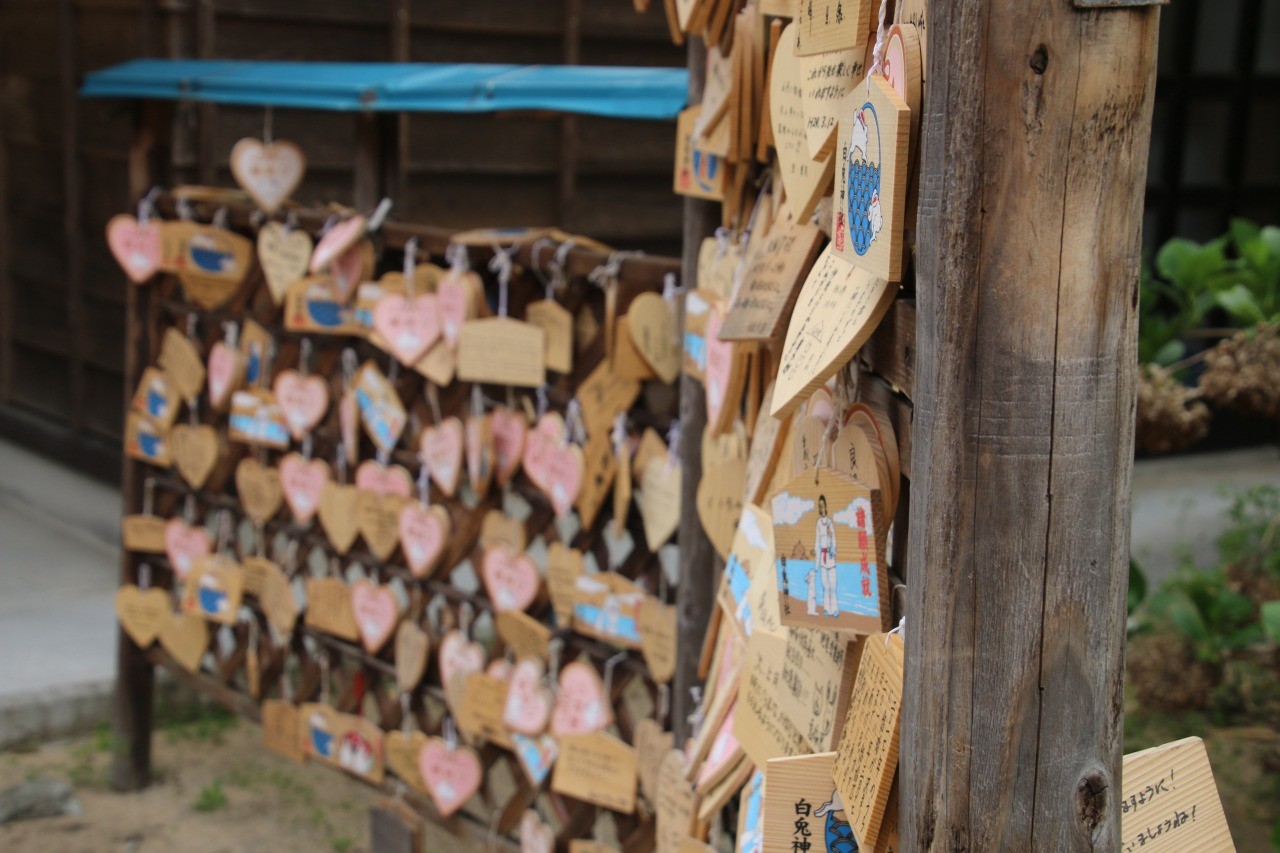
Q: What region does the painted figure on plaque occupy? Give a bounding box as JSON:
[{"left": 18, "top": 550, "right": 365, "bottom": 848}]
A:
[{"left": 815, "top": 495, "right": 838, "bottom": 616}]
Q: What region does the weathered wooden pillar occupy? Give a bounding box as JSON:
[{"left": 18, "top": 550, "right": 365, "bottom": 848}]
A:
[
  {"left": 673, "top": 35, "right": 722, "bottom": 746},
  {"left": 902, "top": 0, "right": 1160, "bottom": 849},
  {"left": 112, "top": 100, "right": 172, "bottom": 792}
]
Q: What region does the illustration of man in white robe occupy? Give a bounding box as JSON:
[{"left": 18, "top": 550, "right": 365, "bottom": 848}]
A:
[{"left": 814, "top": 495, "right": 838, "bottom": 616}]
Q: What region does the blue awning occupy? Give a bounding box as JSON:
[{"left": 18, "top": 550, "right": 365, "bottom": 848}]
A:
[{"left": 80, "top": 59, "right": 689, "bottom": 120}]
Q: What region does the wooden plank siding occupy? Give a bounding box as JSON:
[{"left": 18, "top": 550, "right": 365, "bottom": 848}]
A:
[{"left": 0, "top": 0, "right": 683, "bottom": 471}]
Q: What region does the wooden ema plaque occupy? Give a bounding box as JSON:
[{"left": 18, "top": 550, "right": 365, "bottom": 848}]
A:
[
  {"left": 832, "top": 632, "right": 904, "bottom": 851},
  {"left": 551, "top": 732, "right": 639, "bottom": 814},
  {"left": 717, "top": 215, "right": 824, "bottom": 343},
  {"left": 764, "top": 752, "right": 854, "bottom": 853},
  {"left": 1120, "top": 737, "right": 1234, "bottom": 852}
]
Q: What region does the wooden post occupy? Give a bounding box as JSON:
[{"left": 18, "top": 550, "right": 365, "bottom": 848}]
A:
[
  {"left": 112, "top": 100, "right": 172, "bottom": 792},
  {"left": 672, "top": 36, "right": 722, "bottom": 746},
  {"left": 902, "top": 1, "right": 1160, "bottom": 849}
]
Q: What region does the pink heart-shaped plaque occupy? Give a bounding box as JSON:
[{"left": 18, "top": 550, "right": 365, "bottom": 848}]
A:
[
  {"left": 273, "top": 370, "right": 329, "bottom": 442},
  {"left": 310, "top": 216, "right": 365, "bottom": 274},
  {"left": 520, "top": 810, "right": 555, "bottom": 853},
  {"left": 372, "top": 293, "right": 440, "bottom": 366},
  {"left": 486, "top": 659, "right": 512, "bottom": 681},
  {"left": 106, "top": 215, "right": 162, "bottom": 283},
  {"left": 503, "top": 658, "right": 553, "bottom": 736},
  {"left": 229, "top": 139, "right": 304, "bottom": 214},
  {"left": 491, "top": 406, "right": 527, "bottom": 485},
  {"left": 207, "top": 341, "right": 241, "bottom": 410},
  {"left": 420, "top": 417, "right": 464, "bottom": 498},
  {"left": 355, "top": 460, "right": 413, "bottom": 499},
  {"left": 438, "top": 630, "right": 486, "bottom": 709},
  {"left": 331, "top": 241, "right": 366, "bottom": 303},
  {"left": 696, "top": 701, "right": 740, "bottom": 787},
  {"left": 521, "top": 414, "right": 584, "bottom": 518},
  {"left": 437, "top": 271, "right": 473, "bottom": 349},
  {"left": 164, "top": 519, "right": 212, "bottom": 582},
  {"left": 481, "top": 545, "right": 541, "bottom": 613},
  {"left": 418, "top": 738, "right": 482, "bottom": 818},
  {"left": 550, "top": 661, "right": 612, "bottom": 737},
  {"left": 279, "top": 453, "right": 330, "bottom": 523},
  {"left": 705, "top": 310, "right": 735, "bottom": 427},
  {"left": 350, "top": 579, "right": 400, "bottom": 654},
  {"left": 397, "top": 502, "right": 449, "bottom": 578}
]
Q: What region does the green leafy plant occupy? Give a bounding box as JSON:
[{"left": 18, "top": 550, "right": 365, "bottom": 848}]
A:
[
  {"left": 1215, "top": 220, "right": 1280, "bottom": 326},
  {"left": 194, "top": 778, "right": 228, "bottom": 812},
  {"left": 1145, "top": 569, "right": 1262, "bottom": 664}
]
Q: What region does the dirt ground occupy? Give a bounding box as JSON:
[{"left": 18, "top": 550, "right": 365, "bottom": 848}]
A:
[{"left": 0, "top": 706, "right": 464, "bottom": 853}]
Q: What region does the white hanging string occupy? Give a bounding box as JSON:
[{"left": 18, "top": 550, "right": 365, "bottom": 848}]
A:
[
  {"left": 488, "top": 243, "right": 517, "bottom": 318},
  {"left": 446, "top": 242, "right": 470, "bottom": 274},
  {"left": 868, "top": 0, "right": 892, "bottom": 82}
]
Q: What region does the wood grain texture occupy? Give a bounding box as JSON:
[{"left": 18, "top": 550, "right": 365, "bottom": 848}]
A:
[{"left": 901, "top": 1, "right": 1159, "bottom": 850}]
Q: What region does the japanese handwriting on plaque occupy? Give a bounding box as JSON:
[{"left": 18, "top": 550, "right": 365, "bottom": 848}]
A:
[
  {"left": 832, "top": 632, "right": 905, "bottom": 851},
  {"left": 764, "top": 752, "right": 860, "bottom": 853},
  {"left": 1120, "top": 737, "right": 1234, "bottom": 852}
]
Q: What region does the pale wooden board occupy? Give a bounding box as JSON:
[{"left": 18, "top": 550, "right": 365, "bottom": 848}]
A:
[
  {"left": 794, "top": 0, "right": 874, "bottom": 56},
  {"left": 456, "top": 317, "right": 546, "bottom": 388},
  {"left": 832, "top": 632, "right": 904, "bottom": 851},
  {"left": 551, "top": 732, "right": 638, "bottom": 814},
  {"left": 763, "top": 752, "right": 843, "bottom": 852},
  {"left": 802, "top": 45, "right": 868, "bottom": 159},
  {"left": 1120, "top": 737, "right": 1235, "bottom": 852},
  {"left": 675, "top": 106, "right": 727, "bottom": 201},
  {"left": 771, "top": 246, "right": 896, "bottom": 419},
  {"left": 832, "top": 77, "right": 912, "bottom": 282},
  {"left": 717, "top": 217, "right": 824, "bottom": 342},
  {"left": 769, "top": 24, "right": 835, "bottom": 222}
]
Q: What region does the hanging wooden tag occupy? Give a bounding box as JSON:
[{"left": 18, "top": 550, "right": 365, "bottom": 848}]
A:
[
  {"left": 802, "top": 46, "right": 868, "bottom": 159},
  {"left": 717, "top": 504, "right": 775, "bottom": 638},
  {"left": 883, "top": 24, "right": 924, "bottom": 222},
  {"left": 304, "top": 576, "right": 359, "bottom": 641},
  {"left": 736, "top": 770, "right": 765, "bottom": 853},
  {"left": 674, "top": 106, "right": 726, "bottom": 201},
  {"left": 496, "top": 611, "right": 552, "bottom": 662},
  {"left": 481, "top": 545, "right": 542, "bottom": 614},
  {"left": 656, "top": 748, "right": 701, "bottom": 853},
  {"left": 439, "top": 630, "right": 487, "bottom": 712},
  {"left": 165, "top": 518, "right": 212, "bottom": 582},
  {"left": 612, "top": 316, "right": 657, "bottom": 382},
  {"left": 372, "top": 292, "right": 441, "bottom": 367},
  {"left": 159, "top": 327, "right": 206, "bottom": 402},
  {"left": 261, "top": 699, "right": 305, "bottom": 763},
  {"left": 898, "top": 0, "right": 928, "bottom": 78},
  {"left": 770, "top": 24, "right": 836, "bottom": 221},
  {"left": 833, "top": 76, "right": 911, "bottom": 282},
  {"left": 107, "top": 214, "right": 163, "bottom": 283},
  {"left": 399, "top": 502, "right": 450, "bottom": 578},
  {"left": 310, "top": 215, "right": 366, "bottom": 275},
  {"left": 455, "top": 673, "right": 510, "bottom": 745},
  {"left": 789, "top": 413, "right": 831, "bottom": 476},
  {"left": 635, "top": 719, "right": 675, "bottom": 807},
  {"left": 551, "top": 661, "right": 613, "bottom": 737},
  {"left": 159, "top": 610, "right": 209, "bottom": 672},
  {"left": 457, "top": 318, "right": 546, "bottom": 388},
  {"left": 182, "top": 555, "right": 245, "bottom": 625},
  {"left": 795, "top": 0, "right": 874, "bottom": 55},
  {"left": 772, "top": 247, "right": 896, "bottom": 418},
  {"left": 131, "top": 367, "right": 181, "bottom": 428},
  {"left": 355, "top": 361, "right": 406, "bottom": 454},
  {"left": 437, "top": 269, "right": 483, "bottom": 350},
  {"left": 631, "top": 427, "right": 667, "bottom": 487},
  {"left": 719, "top": 215, "right": 824, "bottom": 342},
  {"left": 572, "top": 573, "right": 646, "bottom": 650},
  {"left": 772, "top": 467, "right": 888, "bottom": 634},
  {"left": 737, "top": 629, "right": 809, "bottom": 767},
  {"left": 284, "top": 277, "right": 364, "bottom": 336},
  {"left": 694, "top": 700, "right": 745, "bottom": 794},
  {"left": 627, "top": 292, "right": 683, "bottom": 384},
  {"left": 385, "top": 730, "right": 429, "bottom": 793},
  {"left": 465, "top": 413, "right": 494, "bottom": 498},
  {"left": 418, "top": 737, "right": 482, "bottom": 818},
  {"left": 279, "top": 452, "right": 329, "bottom": 524},
  {"left": 230, "top": 138, "right": 305, "bottom": 214},
  {"left": 351, "top": 578, "right": 401, "bottom": 653},
  {"left": 124, "top": 412, "right": 170, "bottom": 467},
  {"left": 257, "top": 221, "right": 312, "bottom": 305},
  {"left": 122, "top": 514, "right": 168, "bottom": 553},
  {"left": 576, "top": 362, "right": 641, "bottom": 436},
  {"left": 1120, "top": 737, "right": 1234, "bottom": 852},
  {"left": 272, "top": 370, "right": 329, "bottom": 442},
  {"left": 239, "top": 320, "right": 273, "bottom": 385},
  {"left": 394, "top": 620, "right": 431, "bottom": 693},
  {"left": 763, "top": 752, "right": 851, "bottom": 853},
  {"left": 527, "top": 298, "right": 574, "bottom": 375},
  {"left": 512, "top": 733, "right": 559, "bottom": 787},
  {"left": 832, "top": 632, "right": 904, "bottom": 851},
  {"left": 552, "top": 732, "right": 638, "bottom": 814},
  {"left": 479, "top": 509, "right": 526, "bottom": 552},
  {"left": 704, "top": 308, "right": 748, "bottom": 435},
  {"left": 236, "top": 457, "right": 284, "bottom": 525},
  {"left": 420, "top": 416, "right": 464, "bottom": 498},
  {"left": 490, "top": 406, "right": 527, "bottom": 486},
  {"left": 520, "top": 810, "right": 556, "bottom": 853},
  {"left": 413, "top": 339, "right": 456, "bottom": 387},
  {"left": 745, "top": 382, "right": 790, "bottom": 506},
  {"left": 613, "top": 438, "right": 632, "bottom": 531},
  {"left": 115, "top": 585, "right": 171, "bottom": 647},
  {"left": 170, "top": 424, "right": 221, "bottom": 489},
  {"left": 639, "top": 597, "right": 678, "bottom": 684},
  {"left": 697, "top": 237, "right": 740, "bottom": 302},
  {"left": 356, "top": 488, "right": 405, "bottom": 562},
  {"left": 207, "top": 340, "right": 244, "bottom": 412},
  {"left": 242, "top": 556, "right": 298, "bottom": 636},
  {"left": 301, "top": 704, "right": 385, "bottom": 784},
  {"left": 575, "top": 427, "right": 617, "bottom": 530},
  {"left": 229, "top": 388, "right": 290, "bottom": 449},
  {"left": 173, "top": 225, "right": 254, "bottom": 310},
  {"left": 546, "top": 543, "right": 585, "bottom": 627},
  {"left": 522, "top": 413, "right": 585, "bottom": 518},
  {"left": 696, "top": 458, "right": 747, "bottom": 561},
  {"left": 319, "top": 482, "right": 361, "bottom": 554}
]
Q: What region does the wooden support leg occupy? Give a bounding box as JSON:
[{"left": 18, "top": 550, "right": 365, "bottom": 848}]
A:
[{"left": 902, "top": 0, "right": 1160, "bottom": 849}]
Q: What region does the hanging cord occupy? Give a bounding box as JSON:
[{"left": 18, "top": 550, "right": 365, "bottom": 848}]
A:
[
  {"left": 488, "top": 243, "right": 518, "bottom": 318},
  {"left": 868, "top": 0, "right": 892, "bottom": 83}
]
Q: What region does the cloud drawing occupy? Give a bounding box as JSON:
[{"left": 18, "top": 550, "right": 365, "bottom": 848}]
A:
[
  {"left": 737, "top": 508, "right": 768, "bottom": 551},
  {"left": 832, "top": 496, "right": 874, "bottom": 531},
  {"left": 771, "top": 491, "right": 815, "bottom": 526}
]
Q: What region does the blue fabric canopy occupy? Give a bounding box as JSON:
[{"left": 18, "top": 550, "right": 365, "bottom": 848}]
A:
[{"left": 80, "top": 59, "right": 689, "bottom": 120}]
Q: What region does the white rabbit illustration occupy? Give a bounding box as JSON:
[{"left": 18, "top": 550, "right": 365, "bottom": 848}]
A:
[
  {"left": 868, "top": 190, "right": 884, "bottom": 237},
  {"left": 849, "top": 108, "right": 870, "bottom": 161}
]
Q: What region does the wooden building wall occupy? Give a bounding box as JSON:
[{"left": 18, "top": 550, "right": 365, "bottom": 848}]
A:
[{"left": 0, "top": 0, "right": 684, "bottom": 478}]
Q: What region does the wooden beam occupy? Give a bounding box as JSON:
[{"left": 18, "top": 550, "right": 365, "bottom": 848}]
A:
[
  {"left": 672, "top": 35, "right": 721, "bottom": 747},
  {"left": 559, "top": 0, "right": 582, "bottom": 231},
  {"left": 58, "top": 0, "right": 87, "bottom": 431},
  {"left": 901, "top": 1, "right": 1159, "bottom": 849}
]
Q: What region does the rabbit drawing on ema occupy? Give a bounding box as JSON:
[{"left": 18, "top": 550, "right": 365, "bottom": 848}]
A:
[{"left": 844, "top": 102, "right": 884, "bottom": 256}]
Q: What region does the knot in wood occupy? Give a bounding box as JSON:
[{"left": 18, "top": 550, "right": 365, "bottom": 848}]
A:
[
  {"left": 1075, "top": 769, "right": 1109, "bottom": 832},
  {"left": 1030, "top": 45, "right": 1050, "bottom": 75}
]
